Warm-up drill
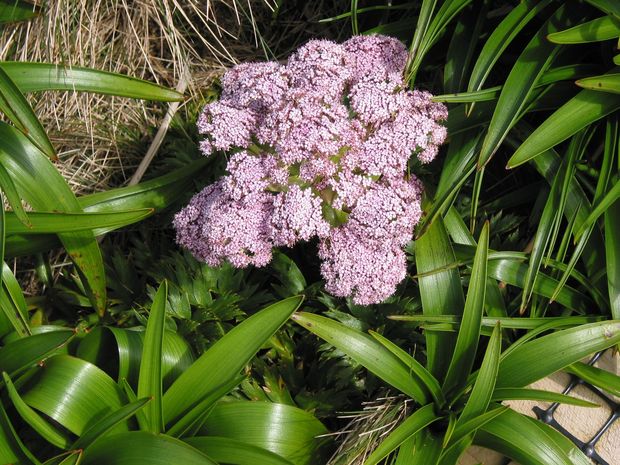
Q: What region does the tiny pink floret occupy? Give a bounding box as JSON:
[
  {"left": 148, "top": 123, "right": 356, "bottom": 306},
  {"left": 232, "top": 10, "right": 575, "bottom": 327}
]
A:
[{"left": 174, "top": 34, "right": 448, "bottom": 304}]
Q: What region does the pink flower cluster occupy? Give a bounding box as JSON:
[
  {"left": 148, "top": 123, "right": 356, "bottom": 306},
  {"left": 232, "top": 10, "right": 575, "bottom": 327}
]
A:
[{"left": 174, "top": 35, "right": 447, "bottom": 305}]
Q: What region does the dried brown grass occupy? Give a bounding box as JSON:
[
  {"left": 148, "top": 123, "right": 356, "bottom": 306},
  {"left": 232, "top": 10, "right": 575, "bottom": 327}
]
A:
[{"left": 0, "top": 0, "right": 340, "bottom": 195}]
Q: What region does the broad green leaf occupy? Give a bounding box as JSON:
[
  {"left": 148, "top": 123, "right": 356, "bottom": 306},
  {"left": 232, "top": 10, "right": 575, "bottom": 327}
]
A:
[
  {"left": 166, "top": 376, "right": 244, "bottom": 438},
  {"left": 443, "top": 3, "right": 487, "bottom": 93},
  {"left": 20, "top": 355, "right": 128, "bottom": 436},
  {"left": 565, "top": 361, "right": 620, "bottom": 396},
  {"left": 0, "top": 0, "right": 38, "bottom": 24},
  {"left": 163, "top": 296, "right": 303, "bottom": 427},
  {"left": 549, "top": 222, "right": 596, "bottom": 304},
  {"left": 407, "top": 0, "right": 474, "bottom": 83},
  {"left": 395, "top": 430, "right": 442, "bottom": 465},
  {"left": 585, "top": 0, "right": 620, "bottom": 17},
  {"left": 467, "top": 0, "right": 553, "bottom": 93},
  {"left": 200, "top": 401, "right": 328, "bottom": 465},
  {"left": 406, "top": 0, "right": 437, "bottom": 81},
  {"left": 0, "top": 262, "right": 30, "bottom": 337},
  {"left": 606, "top": 199, "right": 620, "bottom": 318},
  {"left": 525, "top": 136, "right": 606, "bottom": 279},
  {"left": 458, "top": 323, "right": 501, "bottom": 425},
  {"left": 390, "top": 314, "right": 603, "bottom": 330},
  {"left": 0, "top": 122, "right": 106, "bottom": 314},
  {"left": 443, "top": 222, "right": 488, "bottom": 393},
  {"left": 137, "top": 281, "right": 167, "bottom": 433},
  {"left": 369, "top": 330, "right": 444, "bottom": 407},
  {"left": 0, "top": 62, "right": 183, "bottom": 101},
  {"left": 185, "top": 437, "right": 294, "bottom": 465},
  {"left": 447, "top": 244, "right": 594, "bottom": 313},
  {"left": 0, "top": 66, "right": 55, "bottom": 158},
  {"left": 72, "top": 397, "right": 151, "bottom": 450},
  {"left": 4, "top": 209, "right": 152, "bottom": 234},
  {"left": 420, "top": 132, "right": 479, "bottom": 234},
  {"left": 478, "top": 6, "right": 565, "bottom": 168},
  {"left": 491, "top": 388, "right": 598, "bottom": 407},
  {"left": 576, "top": 73, "right": 620, "bottom": 94},
  {"left": 508, "top": 90, "right": 620, "bottom": 167},
  {"left": 0, "top": 329, "right": 73, "bottom": 376},
  {"left": 446, "top": 406, "right": 507, "bottom": 451},
  {"left": 575, "top": 180, "right": 620, "bottom": 239},
  {"left": 0, "top": 162, "right": 29, "bottom": 226},
  {"left": 78, "top": 326, "right": 194, "bottom": 391},
  {"left": 436, "top": 63, "right": 602, "bottom": 103},
  {"left": 81, "top": 432, "right": 217, "bottom": 465},
  {"left": 521, "top": 147, "right": 573, "bottom": 312},
  {"left": 3, "top": 372, "right": 72, "bottom": 449},
  {"left": 547, "top": 15, "right": 620, "bottom": 44},
  {"left": 496, "top": 321, "right": 620, "bottom": 388},
  {"left": 594, "top": 117, "right": 617, "bottom": 203},
  {"left": 476, "top": 408, "right": 590, "bottom": 465},
  {"left": 0, "top": 401, "right": 40, "bottom": 465},
  {"left": 5, "top": 157, "right": 211, "bottom": 257},
  {"left": 292, "top": 312, "right": 430, "bottom": 403},
  {"left": 415, "top": 218, "right": 463, "bottom": 381},
  {"left": 364, "top": 404, "right": 440, "bottom": 465},
  {"left": 443, "top": 207, "right": 507, "bottom": 318}
]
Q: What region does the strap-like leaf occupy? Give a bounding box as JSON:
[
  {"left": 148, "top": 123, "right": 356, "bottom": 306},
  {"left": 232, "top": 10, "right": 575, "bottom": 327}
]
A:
[
  {"left": 163, "top": 296, "right": 303, "bottom": 427},
  {"left": 443, "top": 222, "right": 489, "bottom": 393},
  {"left": 0, "top": 62, "right": 183, "bottom": 101},
  {"left": 364, "top": 404, "right": 440, "bottom": 465},
  {"left": 292, "top": 312, "right": 430, "bottom": 404},
  {"left": 496, "top": 321, "right": 620, "bottom": 388},
  {"left": 137, "top": 281, "right": 167, "bottom": 433}
]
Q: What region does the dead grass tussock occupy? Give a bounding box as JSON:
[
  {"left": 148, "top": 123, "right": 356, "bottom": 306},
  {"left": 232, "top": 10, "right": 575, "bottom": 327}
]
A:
[
  {"left": 327, "top": 395, "right": 411, "bottom": 465},
  {"left": 0, "top": 0, "right": 285, "bottom": 194}
]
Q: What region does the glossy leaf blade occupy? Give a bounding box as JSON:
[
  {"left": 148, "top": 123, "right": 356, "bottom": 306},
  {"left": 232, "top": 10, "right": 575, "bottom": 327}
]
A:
[
  {"left": 496, "top": 321, "right": 620, "bottom": 388},
  {"left": 293, "top": 312, "right": 429, "bottom": 404},
  {"left": 467, "top": 0, "right": 553, "bottom": 93},
  {"left": 185, "top": 437, "right": 294, "bottom": 465},
  {"left": 364, "top": 404, "right": 439, "bottom": 465},
  {"left": 0, "top": 62, "right": 55, "bottom": 158},
  {"left": 3, "top": 372, "right": 71, "bottom": 449},
  {"left": 414, "top": 218, "right": 463, "bottom": 381},
  {"left": 0, "top": 62, "right": 183, "bottom": 101},
  {"left": 0, "top": 0, "right": 38, "bottom": 24},
  {"left": 137, "top": 281, "right": 167, "bottom": 433},
  {"left": 72, "top": 397, "right": 151, "bottom": 450},
  {"left": 458, "top": 323, "right": 501, "bottom": 425},
  {"left": 369, "top": 330, "right": 443, "bottom": 407},
  {"left": 565, "top": 361, "right": 620, "bottom": 396},
  {"left": 163, "top": 296, "right": 303, "bottom": 427},
  {"left": 0, "top": 122, "right": 106, "bottom": 314},
  {"left": 20, "top": 355, "right": 127, "bottom": 436},
  {"left": 508, "top": 90, "right": 620, "bottom": 167},
  {"left": 478, "top": 6, "right": 564, "bottom": 168},
  {"left": 81, "top": 432, "right": 217, "bottom": 465},
  {"left": 0, "top": 329, "right": 73, "bottom": 376},
  {"left": 4, "top": 209, "right": 153, "bottom": 234},
  {"left": 443, "top": 222, "right": 488, "bottom": 393},
  {"left": 547, "top": 15, "right": 620, "bottom": 44},
  {"left": 200, "top": 401, "right": 328, "bottom": 465},
  {"left": 606, "top": 199, "right": 620, "bottom": 318},
  {"left": 576, "top": 73, "right": 620, "bottom": 94},
  {"left": 476, "top": 408, "right": 590, "bottom": 465},
  {"left": 492, "top": 388, "right": 598, "bottom": 407}
]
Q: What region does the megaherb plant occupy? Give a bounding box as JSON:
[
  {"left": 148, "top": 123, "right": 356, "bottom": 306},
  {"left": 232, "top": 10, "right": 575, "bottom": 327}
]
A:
[
  {"left": 287, "top": 0, "right": 620, "bottom": 464},
  {"left": 0, "top": 286, "right": 328, "bottom": 465}
]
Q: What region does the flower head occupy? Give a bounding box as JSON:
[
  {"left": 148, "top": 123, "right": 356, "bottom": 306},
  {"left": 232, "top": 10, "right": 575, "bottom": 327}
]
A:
[{"left": 177, "top": 34, "right": 448, "bottom": 305}]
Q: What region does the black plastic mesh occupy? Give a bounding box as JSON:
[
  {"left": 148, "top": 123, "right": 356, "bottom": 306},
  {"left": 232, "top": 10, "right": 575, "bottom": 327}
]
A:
[{"left": 532, "top": 352, "right": 619, "bottom": 465}]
